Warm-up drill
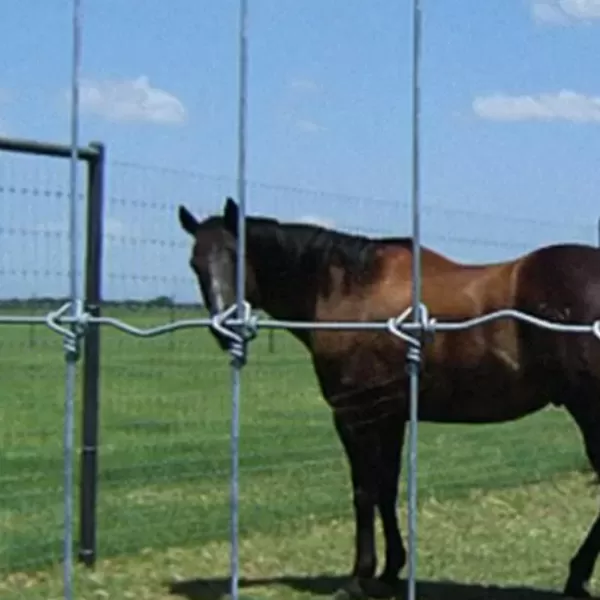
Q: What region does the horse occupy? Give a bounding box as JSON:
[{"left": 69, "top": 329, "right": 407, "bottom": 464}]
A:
[{"left": 178, "top": 196, "right": 600, "bottom": 599}]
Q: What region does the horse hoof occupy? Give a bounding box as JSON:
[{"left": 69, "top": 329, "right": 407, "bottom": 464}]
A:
[
  {"left": 332, "top": 578, "right": 368, "bottom": 600},
  {"left": 362, "top": 577, "right": 399, "bottom": 599},
  {"left": 563, "top": 581, "right": 591, "bottom": 598}
]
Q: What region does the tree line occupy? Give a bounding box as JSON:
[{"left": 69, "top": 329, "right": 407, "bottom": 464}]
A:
[{"left": 0, "top": 296, "right": 200, "bottom": 310}]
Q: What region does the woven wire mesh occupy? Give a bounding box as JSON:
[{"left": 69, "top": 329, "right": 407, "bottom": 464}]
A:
[
  {"left": 75, "top": 159, "right": 596, "bottom": 566},
  {"left": 94, "top": 163, "right": 356, "bottom": 559},
  {"left": 94, "top": 163, "right": 232, "bottom": 557},
  {"left": 0, "top": 151, "right": 87, "bottom": 574},
  {"left": 0, "top": 151, "right": 597, "bottom": 593}
]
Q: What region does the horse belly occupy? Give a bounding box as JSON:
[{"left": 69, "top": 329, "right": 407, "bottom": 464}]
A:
[{"left": 417, "top": 361, "right": 550, "bottom": 424}]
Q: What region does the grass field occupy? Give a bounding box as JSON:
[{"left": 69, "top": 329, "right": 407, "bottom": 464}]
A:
[{"left": 0, "top": 304, "right": 598, "bottom": 599}]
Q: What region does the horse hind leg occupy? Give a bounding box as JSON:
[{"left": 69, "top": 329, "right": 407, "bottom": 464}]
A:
[
  {"left": 564, "top": 390, "right": 600, "bottom": 598},
  {"left": 331, "top": 410, "right": 406, "bottom": 600}
]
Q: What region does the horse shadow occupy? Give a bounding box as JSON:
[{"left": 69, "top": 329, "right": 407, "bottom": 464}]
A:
[{"left": 167, "top": 573, "right": 575, "bottom": 600}]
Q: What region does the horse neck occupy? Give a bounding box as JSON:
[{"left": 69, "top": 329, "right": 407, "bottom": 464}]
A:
[{"left": 246, "top": 224, "right": 320, "bottom": 347}]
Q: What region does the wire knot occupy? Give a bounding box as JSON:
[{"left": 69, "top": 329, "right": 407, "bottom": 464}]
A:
[
  {"left": 46, "top": 300, "right": 89, "bottom": 362},
  {"left": 593, "top": 321, "right": 600, "bottom": 342},
  {"left": 210, "top": 301, "right": 258, "bottom": 367},
  {"left": 387, "top": 303, "right": 436, "bottom": 367}
]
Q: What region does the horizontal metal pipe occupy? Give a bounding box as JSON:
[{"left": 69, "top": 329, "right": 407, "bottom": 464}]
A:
[{"left": 0, "top": 136, "right": 99, "bottom": 161}]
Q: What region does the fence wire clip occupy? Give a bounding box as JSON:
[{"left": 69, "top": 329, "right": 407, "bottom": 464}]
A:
[
  {"left": 387, "top": 303, "right": 436, "bottom": 366},
  {"left": 211, "top": 301, "right": 258, "bottom": 365},
  {"left": 45, "top": 300, "right": 90, "bottom": 361},
  {"left": 593, "top": 321, "right": 600, "bottom": 342}
]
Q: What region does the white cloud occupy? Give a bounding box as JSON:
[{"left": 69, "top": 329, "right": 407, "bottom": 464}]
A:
[
  {"left": 532, "top": 2, "right": 570, "bottom": 22},
  {"left": 78, "top": 75, "right": 186, "bottom": 125},
  {"left": 294, "top": 118, "right": 325, "bottom": 134},
  {"left": 532, "top": 0, "right": 600, "bottom": 24},
  {"left": 298, "top": 214, "right": 335, "bottom": 228},
  {"left": 285, "top": 77, "right": 324, "bottom": 134},
  {"left": 472, "top": 90, "right": 600, "bottom": 123}
]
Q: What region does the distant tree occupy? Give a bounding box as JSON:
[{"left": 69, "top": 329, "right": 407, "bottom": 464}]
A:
[{"left": 147, "top": 295, "right": 174, "bottom": 308}]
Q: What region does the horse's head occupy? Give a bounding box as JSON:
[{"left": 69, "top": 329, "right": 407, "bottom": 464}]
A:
[{"left": 178, "top": 197, "right": 259, "bottom": 350}]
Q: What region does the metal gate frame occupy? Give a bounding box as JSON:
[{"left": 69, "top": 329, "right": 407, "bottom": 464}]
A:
[{"left": 0, "top": 134, "right": 105, "bottom": 598}]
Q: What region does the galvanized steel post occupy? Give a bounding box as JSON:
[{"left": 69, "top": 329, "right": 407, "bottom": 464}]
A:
[
  {"left": 407, "top": 2, "right": 424, "bottom": 600},
  {"left": 63, "top": 1, "right": 84, "bottom": 598}
]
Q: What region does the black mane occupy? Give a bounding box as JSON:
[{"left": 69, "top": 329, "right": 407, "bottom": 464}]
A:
[{"left": 246, "top": 217, "right": 412, "bottom": 293}]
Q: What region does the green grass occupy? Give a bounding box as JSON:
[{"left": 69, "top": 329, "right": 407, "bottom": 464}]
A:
[
  {"left": 2, "top": 473, "right": 600, "bottom": 599},
  {"left": 0, "top": 304, "right": 594, "bottom": 598}
]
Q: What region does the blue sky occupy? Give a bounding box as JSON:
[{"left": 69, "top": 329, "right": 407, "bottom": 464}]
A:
[{"left": 0, "top": 0, "right": 599, "bottom": 301}]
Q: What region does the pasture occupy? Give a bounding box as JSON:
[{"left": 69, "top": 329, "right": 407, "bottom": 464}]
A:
[{"left": 0, "top": 304, "right": 597, "bottom": 599}]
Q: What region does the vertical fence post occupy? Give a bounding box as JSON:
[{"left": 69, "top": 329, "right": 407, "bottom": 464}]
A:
[
  {"left": 78, "top": 141, "right": 105, "bottom": 567},
  {"left": 597, "top": 216, "right": 600, "bottom": 248},
  {"left": 406, "top": 2, "right": 423, "bottom": 600},
  {"left": 63, "top": 2, "right": 84, "bottom": 598},
  {"left": 230, "top": 2, "right": 249, "bottom": 600}
]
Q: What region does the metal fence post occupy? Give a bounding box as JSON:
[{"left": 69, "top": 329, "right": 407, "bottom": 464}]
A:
[
  {"left": 229, "top": 3, "right": 249, "bottom": 600},
  {"left": 406, "top": 3, "right": 423, "bottom": 600},
  {"left": 78, "top": 141, "right": 106, "bottom": 567}
]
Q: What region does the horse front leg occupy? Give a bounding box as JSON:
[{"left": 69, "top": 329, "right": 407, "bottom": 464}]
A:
[{"left": 333, "top": 415, "right": 378, "bottom": 600}]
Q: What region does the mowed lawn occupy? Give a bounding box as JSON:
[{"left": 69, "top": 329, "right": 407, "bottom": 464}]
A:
[{"left": 0, "top": 305, "right": 594, "bottom": 598}]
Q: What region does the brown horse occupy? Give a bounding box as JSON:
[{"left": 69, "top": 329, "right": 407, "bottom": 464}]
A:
[{"left": 178, "top": 196, "right": 600, "bottom": 599}]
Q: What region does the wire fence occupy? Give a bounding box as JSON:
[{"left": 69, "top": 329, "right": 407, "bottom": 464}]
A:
[
  {"left": 3, "top": 2, "right": 600, "bottom": 600},
  {"left": 1, "top": 134, "right": 599, "bottom": 597}
]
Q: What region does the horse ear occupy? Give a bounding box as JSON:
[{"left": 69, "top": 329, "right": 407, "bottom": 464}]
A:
[
  {"left": 178, "top": 205, "right": 199, "bottom": 236},
  {"left": 223, "top": 197, "right": 239, "bottom": 237}
]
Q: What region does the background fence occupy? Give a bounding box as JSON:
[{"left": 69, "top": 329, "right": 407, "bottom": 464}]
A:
[{"left": 0, "top": 135, "right": 596, "bottom": 580}]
